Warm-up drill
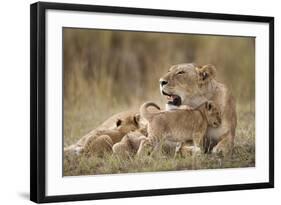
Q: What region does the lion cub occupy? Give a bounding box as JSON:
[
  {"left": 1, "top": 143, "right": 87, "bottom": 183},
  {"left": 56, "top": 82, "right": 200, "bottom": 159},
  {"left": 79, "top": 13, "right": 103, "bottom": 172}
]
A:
[
  {"left": 137, "top": 101, "right": 221, "bottom": 156},
  {"left": 64, "top": 113, "right": 141, "bottom": 157},
  {"left": 112, "top": 129, "right": 147, "bottom": 158}
]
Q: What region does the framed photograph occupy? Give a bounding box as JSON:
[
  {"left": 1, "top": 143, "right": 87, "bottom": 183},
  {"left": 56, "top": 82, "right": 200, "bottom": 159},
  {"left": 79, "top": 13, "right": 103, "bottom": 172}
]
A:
[{"left": 30, "top": 1, "right": 274, "bottom": 203}]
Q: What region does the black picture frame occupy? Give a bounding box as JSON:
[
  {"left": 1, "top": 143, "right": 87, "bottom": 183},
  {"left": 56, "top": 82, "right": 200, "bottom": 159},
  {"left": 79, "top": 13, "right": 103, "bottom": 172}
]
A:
[{"left": 30, "top": 1, "right": 274, "bottom": 203}]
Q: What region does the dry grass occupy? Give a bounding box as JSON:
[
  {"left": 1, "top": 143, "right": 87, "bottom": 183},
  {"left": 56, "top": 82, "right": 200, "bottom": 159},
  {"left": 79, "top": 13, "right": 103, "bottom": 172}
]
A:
[
  {"left": 63, "top": 104, "right": 255, "bottom": 176},
  {"left": 63, "top": 28, "right": 255, "bottom": 176}
]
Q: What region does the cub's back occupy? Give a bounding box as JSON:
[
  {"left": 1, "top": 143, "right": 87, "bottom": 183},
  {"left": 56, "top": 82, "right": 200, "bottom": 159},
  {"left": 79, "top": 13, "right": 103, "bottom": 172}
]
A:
[{"left": 149, "top": 109, "right": 205, "bottom": 141}]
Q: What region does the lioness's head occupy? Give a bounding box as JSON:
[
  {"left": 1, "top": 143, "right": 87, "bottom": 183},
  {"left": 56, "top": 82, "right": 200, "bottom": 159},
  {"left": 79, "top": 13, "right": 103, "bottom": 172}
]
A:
[
  {"left": 202, "top": 101, "right": 221, "bottom": 128},
  {"left": 159, "top": 63, "right": 216, "bottom": 109}
]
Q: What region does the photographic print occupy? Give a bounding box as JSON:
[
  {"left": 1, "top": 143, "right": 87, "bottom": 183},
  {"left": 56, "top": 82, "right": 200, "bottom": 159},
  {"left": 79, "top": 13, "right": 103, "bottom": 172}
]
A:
[
  {"left": 63, "top": 28, "right": 255, "bottom": 176},
  {"left": 30, "top": 2, "right": 273, "bottom": 202}
]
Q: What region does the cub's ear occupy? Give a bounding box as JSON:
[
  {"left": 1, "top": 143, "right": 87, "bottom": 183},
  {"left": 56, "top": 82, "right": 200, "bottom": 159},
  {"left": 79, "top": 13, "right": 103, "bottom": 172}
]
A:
[
  {"left": 205, "top": 101, "right": 214, "bottom": 111},
  {"left": 196, "top": 64, "right": 216, "bottom": 86},
  {"left": 133, "top": 114, "right": 141, "bottom": 126},
  {"left": 116, "top": 119, "right": 122, "bottom": 127}
]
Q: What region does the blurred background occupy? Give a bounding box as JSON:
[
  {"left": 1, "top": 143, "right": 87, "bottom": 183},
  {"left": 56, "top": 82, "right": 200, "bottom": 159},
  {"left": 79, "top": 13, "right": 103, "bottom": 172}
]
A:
[{"left": 63, "top": 28, "right": 255, "bottom": 146}]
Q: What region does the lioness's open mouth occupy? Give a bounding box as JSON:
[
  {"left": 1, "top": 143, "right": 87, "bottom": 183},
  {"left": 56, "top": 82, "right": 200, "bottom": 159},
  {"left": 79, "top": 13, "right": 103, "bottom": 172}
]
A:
[{"left": 162, "top": 91, "right": 182, "bottom": 106}]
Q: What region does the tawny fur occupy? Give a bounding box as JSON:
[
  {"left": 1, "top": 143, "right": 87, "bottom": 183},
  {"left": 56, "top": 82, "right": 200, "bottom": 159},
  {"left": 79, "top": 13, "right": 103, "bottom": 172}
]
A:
[
  {"left": 64, "top": 111, "right": 142, "bottom": 157},
  {"left": 137, "top": 101, "right": 221, "bottom": 156},
  {"left": 159, "top": 63, "right": 237, "bottom": 156},
  {"left": 83, "top": 135, "right": 113, "bottom": 157},
  {"left": 112, "top": 130, "right": 147, "bottom": 158}
]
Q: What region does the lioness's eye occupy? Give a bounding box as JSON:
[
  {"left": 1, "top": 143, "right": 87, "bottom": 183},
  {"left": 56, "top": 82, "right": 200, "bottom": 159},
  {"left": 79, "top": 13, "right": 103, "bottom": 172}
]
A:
[{"left": 177, "top": 71, "right": 185, "bottom": 75}]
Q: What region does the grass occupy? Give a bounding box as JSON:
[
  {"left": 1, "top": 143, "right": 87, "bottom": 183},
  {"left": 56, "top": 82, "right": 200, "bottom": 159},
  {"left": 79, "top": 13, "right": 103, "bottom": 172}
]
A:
[{"left": 63, "top": 104, "right": 255, "bottom": 176}]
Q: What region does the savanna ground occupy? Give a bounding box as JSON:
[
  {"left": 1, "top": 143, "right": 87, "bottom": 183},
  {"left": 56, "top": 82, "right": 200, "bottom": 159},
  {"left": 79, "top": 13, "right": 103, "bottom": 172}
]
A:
[{"left": 63, "top": 28, "right": 255, "bottom": 176}]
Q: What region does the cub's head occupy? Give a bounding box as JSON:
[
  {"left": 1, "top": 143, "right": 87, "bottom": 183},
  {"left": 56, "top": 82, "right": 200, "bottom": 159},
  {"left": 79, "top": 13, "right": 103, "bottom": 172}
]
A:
[
  {"left": 203, "top": 101, "right": 221, "bottom": 128},
  {"left": 116, "top": 113, "right": 141, "bottom": 133},
  {"left": 159, "top": 63, "right": 217, "bottom": 109}
]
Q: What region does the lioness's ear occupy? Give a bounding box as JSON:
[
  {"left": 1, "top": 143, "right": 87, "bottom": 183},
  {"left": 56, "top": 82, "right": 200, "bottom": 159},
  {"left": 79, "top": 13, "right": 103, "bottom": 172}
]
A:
[
  {"left": 196, "top": 64, "right": 216, "bottom": 85},
  {"left": 116, "top": 119, "right": 122, "bottom": 127},
  {"left": 133, "top": 114, "right": 140, "bottom": 126}
]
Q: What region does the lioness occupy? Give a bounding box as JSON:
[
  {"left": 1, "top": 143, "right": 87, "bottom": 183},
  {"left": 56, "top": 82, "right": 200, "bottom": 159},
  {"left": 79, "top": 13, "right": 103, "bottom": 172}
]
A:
[
  {"left": 137, "top": 101, "right": 221, "bottom": 156},
  {"left": 64, "top": 111, "right": 141, "bottom": 157},
  {"left": 159, "top": 63, "right": 237, "bottom": 155}
]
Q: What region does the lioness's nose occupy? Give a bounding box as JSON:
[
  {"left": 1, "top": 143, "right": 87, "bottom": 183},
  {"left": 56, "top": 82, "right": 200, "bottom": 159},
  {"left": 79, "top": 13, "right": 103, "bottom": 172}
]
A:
[{"left": 160, "top": 79, "right": 168, "bottom": 87}]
